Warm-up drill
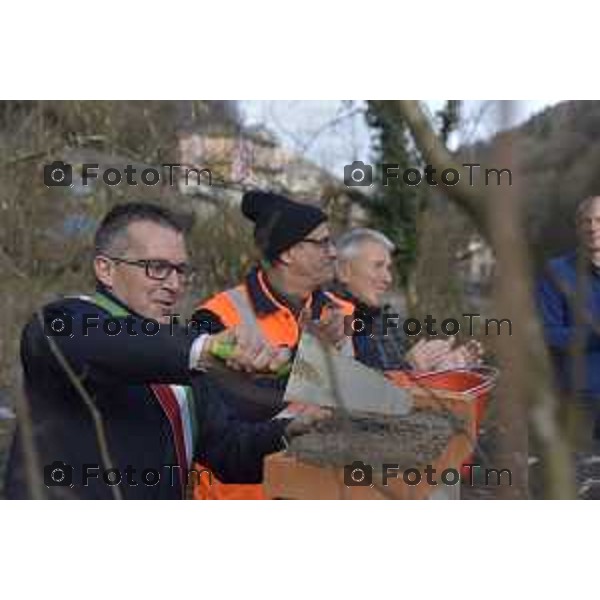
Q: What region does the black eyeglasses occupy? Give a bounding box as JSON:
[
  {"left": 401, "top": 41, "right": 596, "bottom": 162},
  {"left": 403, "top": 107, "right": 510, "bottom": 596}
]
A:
[
  {"left": 105, "top": 256, "right": 195, "bottom": 282},
  {"left": 302, "top": 236, "right": 334, "bottom": 249}
]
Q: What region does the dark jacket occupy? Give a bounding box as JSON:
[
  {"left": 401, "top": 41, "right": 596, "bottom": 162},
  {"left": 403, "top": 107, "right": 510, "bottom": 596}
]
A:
[
  {"left": 4, "top": 290, "right": 286, "bottom": 499},
  {"left": 329, "top": 285, "right": 412, "bottom": 372},
  {"left": 537, "top": 252, "right": 600, "bottom": 397}
]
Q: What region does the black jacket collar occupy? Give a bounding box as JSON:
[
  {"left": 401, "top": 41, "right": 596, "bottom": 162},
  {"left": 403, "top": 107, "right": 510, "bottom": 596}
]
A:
[
  {"left": 329, "top": 282, "right": 383, "bottom": 316},
  {"left": 245, "top": 266, "right": 332, "bottom": 320}
]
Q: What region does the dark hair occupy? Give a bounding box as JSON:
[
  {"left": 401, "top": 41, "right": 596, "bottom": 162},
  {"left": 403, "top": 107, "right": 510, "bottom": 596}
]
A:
[{"left": 94, "top": 202, "right": 190, "bottom": 256}]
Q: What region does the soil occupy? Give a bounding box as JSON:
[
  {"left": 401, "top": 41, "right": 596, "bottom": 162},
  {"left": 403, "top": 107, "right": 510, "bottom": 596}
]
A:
[
  {"left": 529, "top": 447, "right": 600, "bottom": 499},
  {"left": 287, "top": 408, "right": 467, "bottom": 469}
]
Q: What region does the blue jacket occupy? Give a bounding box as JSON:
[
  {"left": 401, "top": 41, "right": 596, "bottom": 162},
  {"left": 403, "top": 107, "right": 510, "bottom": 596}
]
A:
[{"left": 537, "top": 252, "right": 600, "bottom": 397}]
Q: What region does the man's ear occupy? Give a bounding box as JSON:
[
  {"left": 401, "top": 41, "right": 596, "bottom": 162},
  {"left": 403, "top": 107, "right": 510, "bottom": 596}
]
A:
[
  {"left": 278, "top": 248, "right": 293, "bottom": 267},
  {"left": 94, "top": 255, "right": 114, "bottom": 289}
]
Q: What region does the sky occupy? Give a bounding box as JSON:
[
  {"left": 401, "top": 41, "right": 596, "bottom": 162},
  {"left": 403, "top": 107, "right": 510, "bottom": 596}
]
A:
[{"left": 240, "top": 100, "right": 558, "bottom": 179}]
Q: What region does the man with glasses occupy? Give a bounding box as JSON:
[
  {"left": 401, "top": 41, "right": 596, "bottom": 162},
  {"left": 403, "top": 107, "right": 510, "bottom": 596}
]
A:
[
  {"left": 5, "top": 202, "right": 298, "bottom": 499},
  {"left": 190, "top": 190, "right": 351, "bottom": 499}
]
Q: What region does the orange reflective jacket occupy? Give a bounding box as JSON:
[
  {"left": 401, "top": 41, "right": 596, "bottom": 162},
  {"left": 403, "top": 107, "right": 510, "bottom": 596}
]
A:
[{"left": 191, "top": 267, "right": 354, "bottom": 500}]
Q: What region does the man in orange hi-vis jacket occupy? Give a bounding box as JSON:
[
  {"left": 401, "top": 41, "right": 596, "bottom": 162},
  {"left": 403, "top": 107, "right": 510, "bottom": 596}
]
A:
[{"left": 191, "top": 190, "right": 352, "bottom": 499}]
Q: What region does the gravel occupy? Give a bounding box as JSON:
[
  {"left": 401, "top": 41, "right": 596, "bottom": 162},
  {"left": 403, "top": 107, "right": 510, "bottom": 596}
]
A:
[{"left": 287, "top": 408, "right": 467, "bottom": 469}]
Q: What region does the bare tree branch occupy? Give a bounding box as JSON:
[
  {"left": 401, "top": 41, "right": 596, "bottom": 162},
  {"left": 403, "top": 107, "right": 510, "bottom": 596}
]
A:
[
  {"left": 37, "top": 311, "right": 123, "bottom": 500},
  {"left": 396, "top": 100, "right": 575, "bottom": 498},
  {"left": 395, "top": 100, "right": 488, "bottom": 231}
]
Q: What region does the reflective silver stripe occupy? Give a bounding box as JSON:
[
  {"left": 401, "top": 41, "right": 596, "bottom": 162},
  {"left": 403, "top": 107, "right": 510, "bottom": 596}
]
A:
[
  {"left": 339, "top": 336, "right": 355, "bottom": 357},
  {"left": 226, "top": 287, "right": 261, "bottom": 332},
  {"left": 225, "top": 287, "right": 272, "bottom": 347},
  {"left": 226, "top": 287, "right": 356, "bottom": 357}
]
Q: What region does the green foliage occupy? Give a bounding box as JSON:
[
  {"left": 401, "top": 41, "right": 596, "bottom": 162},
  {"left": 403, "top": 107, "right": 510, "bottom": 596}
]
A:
[
  {"left": 365, "top": 101, "right": 423, "bottom": 286},
  {"left": 364, "top": 100, "right": 464, "bottom": 286}
]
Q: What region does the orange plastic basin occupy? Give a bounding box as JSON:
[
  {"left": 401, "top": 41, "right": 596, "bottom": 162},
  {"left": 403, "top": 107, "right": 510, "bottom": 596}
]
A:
[{"left": 386, "top": 367, "right": 498, "bottom": 475}]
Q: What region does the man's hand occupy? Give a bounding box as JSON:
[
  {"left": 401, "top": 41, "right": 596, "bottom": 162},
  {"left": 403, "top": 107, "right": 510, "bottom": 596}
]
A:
[
  {"left": 407, "top": 339, "right": 455, "bottom": 370},
  {"left": 431, "top": 339, "right": 483, "bottom": 370},
  {"left": 407, "top": 338, "right": 483, "bottom": 371},
  {"left": 201, "top": 325, "right": 291, "bottom": 373},
  {"left": 299, "top": 306, "right": 347, "bottom": 349},
  {"left": 284, "top": 404, "right": 332, "bottom": 439}
]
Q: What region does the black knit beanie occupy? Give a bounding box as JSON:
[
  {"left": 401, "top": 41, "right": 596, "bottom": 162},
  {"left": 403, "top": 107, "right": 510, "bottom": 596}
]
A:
[{"left": 241, "top": 190, "right": 327, "bottom": 261}]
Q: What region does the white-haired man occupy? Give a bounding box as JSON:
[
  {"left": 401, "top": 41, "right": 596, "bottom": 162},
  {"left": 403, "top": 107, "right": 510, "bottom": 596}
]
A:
[{"left": 334, "top": 228, "right": 481, "bottom": 372}]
